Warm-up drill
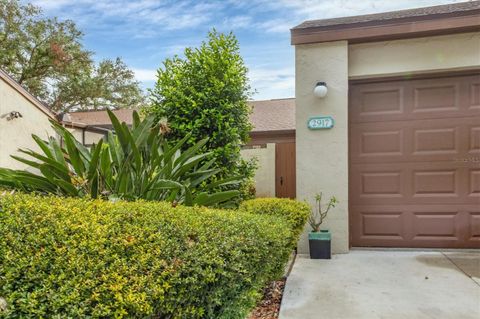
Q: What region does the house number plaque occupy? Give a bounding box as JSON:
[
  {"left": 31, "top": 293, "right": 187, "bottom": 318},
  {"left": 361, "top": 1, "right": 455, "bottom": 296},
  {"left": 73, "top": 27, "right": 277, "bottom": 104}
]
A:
[{"left": 307, "top": 116, "right": 334, "bottom": 130}]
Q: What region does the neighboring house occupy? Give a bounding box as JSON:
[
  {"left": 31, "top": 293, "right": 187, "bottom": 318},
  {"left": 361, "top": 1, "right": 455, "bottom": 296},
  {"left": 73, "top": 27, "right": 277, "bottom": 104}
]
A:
[
  {"left": 291, "top": 1, "right": 480, "bottom": 254},
  {"left": 62, "top": 99, "right": 296, "bottom": 198},
  {"left": 60, "top": 109, "right": 132, "bottom": 146},
  {"left": 0, "top": 69, "right": 57, "bottom": 170},
  {"left": 243, "top": 98, "right": 295, "bottom": 198}
]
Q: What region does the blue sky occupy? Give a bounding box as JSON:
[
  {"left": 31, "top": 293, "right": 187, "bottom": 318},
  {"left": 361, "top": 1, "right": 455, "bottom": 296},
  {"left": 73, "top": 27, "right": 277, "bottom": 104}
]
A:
[{"left": 31, "top": 0, "right": 464, "bottom": 100}]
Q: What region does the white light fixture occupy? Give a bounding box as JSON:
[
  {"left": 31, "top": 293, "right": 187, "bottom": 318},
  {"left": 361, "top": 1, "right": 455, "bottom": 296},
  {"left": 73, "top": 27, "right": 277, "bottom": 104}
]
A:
[{"left": 313, "top": 82, "right": 328, "bottom": 98}]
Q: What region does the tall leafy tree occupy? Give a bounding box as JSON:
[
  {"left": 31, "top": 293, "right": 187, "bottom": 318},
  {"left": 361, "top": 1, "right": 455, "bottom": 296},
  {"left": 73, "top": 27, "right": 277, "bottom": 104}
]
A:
[
  {"left": 147, "top": 30, "right": 256, "bottom": 202},
  {"left": 0, "top": 0, "right": 144, "bottom": 112}
]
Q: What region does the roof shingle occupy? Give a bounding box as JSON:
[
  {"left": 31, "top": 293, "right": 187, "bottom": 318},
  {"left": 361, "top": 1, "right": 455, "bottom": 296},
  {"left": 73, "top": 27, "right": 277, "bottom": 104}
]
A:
[
  {"left": 65, "top": 109, "right": 134, "bottom": 127},
  {"left": 248, "top": 98, "right": 295, "bottom": 132}
]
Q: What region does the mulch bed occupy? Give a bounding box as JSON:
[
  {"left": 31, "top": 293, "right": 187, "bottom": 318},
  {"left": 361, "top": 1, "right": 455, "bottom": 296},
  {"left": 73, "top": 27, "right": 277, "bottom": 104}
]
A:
[{"left": 247, "top": 278, "right": 286, "bottom": 319}]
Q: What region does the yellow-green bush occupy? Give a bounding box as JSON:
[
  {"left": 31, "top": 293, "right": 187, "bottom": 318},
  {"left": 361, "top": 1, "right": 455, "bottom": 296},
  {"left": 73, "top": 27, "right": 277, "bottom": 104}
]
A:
[
  {"left": 239, "top": 198, "right": 311, "bottom": 247},
  {"left": 0, "top": 194, "right": 294, "bottom": 318}
]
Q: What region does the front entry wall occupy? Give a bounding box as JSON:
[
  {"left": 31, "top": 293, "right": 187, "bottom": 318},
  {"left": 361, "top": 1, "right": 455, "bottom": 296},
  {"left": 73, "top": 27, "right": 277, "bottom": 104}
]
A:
[
  {"left": 295, "top": 41, "right": 349, "bottom": 254},
  {"left": 349, "top": 74, "right": 480, "bottom": 248},
  {"left": 241, "top": 144, "right": 276, "bottom": 198}
]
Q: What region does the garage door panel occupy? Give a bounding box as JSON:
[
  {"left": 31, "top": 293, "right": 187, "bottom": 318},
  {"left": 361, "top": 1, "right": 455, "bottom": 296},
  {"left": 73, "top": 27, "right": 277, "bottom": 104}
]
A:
[
  {"left": 350, "top": 163, "right": 477, "bottom": 205},
  {"left": 350, "top": 207, "right": 408, "bottom": 244},
  {"left": 350, "top": 122, "right": 406, "bottom": 162},
  {"left": 470, "top": 213, "right": 480, "bottom": 241},
  {"left": 350, "top": 117, "right": 478, "bottom": 164},
  {"left": 350, "top": 165, "right": 405, "bottom": 204},
  {"left": 470, "top": 170, "right": 480, "bottom": 197},
  {"left": 361, "top": 213, "right": 404, "bottom": 238},
  {"left": 412, "top": 82, "right": 460, "bottom": 113},
  {"left": 468, "top": 82, "right": 480, "bottom": 110},
  {"left": 410, "top": 166, "right": 471, "bottom": 204},
  {"left": 413, "top": 169, "right": 457, "bottom": 197},
  {"left": 469, "top": 126, "right": 480, "bottom": 154},
  {"left": 350, "top": 74, "right": 480, "bottom": 123},
  {"left": 412, "top": 212, "right": 459, "bottom": 240},
  {"left": 413, "top": 127, "right": 457, "bottom": 155},
  {"left": 361, "top": 171, "right": 402, "bottom": 196},
  {"left": 352, "top": 84, "right": 404, "bottom": 116},
  {"left": 350, "top": 73, "right": 480, "bottom": 248},
  {"left": 350, "top": 205, "right": 480, "bottom": 248}
]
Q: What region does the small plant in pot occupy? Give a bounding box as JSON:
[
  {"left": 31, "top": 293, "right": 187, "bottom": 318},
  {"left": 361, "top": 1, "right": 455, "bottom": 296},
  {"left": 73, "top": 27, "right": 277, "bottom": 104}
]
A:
[{"left": 308, "top": 192, "right": 338, "bottom": 259}]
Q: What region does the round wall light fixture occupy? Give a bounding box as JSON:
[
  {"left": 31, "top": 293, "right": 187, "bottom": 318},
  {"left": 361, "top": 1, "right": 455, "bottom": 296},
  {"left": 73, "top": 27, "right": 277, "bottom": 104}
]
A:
[{"left": 313, "top": 82, "right": 328, "bottom": 98}]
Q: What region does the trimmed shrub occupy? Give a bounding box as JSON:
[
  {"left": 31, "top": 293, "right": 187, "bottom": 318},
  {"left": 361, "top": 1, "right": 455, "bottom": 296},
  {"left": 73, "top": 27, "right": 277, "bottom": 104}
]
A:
[
  {"left": 239, "top": 198, "right": 311, "bottom": 247},
  {"left": 0, "top": 194, "right": 293, "bottom": 318}
]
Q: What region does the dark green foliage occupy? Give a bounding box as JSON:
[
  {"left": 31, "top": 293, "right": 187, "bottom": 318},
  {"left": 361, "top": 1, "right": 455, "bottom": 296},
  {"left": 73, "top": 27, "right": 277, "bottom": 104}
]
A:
[
  {"left": 0, "top": 111, "right": 240, "bottom": 207},
  {"left": 147, "top": 30, "right": 255, "bottom": 204},
  {"left": 240, "top": 198, "right": 311, "bottom": 248},
  {"left": 0, "top": 193, "right": 293, "bottom": 318}
]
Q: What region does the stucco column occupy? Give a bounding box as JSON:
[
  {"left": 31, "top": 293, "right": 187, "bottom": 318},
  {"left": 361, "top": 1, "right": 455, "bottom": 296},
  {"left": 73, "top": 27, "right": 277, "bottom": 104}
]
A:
[{"left": 295, "top": 41, "right": 349, "bottom": 254}]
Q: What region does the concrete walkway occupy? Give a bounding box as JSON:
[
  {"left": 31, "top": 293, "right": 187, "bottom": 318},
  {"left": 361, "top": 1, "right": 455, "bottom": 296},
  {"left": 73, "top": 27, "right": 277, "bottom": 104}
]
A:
[{"left": 280, "top": 250, "right": 480, "bottom": 319}]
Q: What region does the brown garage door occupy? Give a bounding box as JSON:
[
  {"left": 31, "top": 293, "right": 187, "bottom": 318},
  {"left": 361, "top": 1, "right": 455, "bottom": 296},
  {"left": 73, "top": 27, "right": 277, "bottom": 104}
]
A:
[{"left": 349, "top": 72, "right": 480, "bottom": 248}]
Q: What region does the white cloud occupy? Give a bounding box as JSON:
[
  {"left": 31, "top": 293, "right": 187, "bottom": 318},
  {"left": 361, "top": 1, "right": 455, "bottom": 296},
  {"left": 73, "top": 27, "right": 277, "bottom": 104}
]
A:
[
  {"left": 32, "top": 0, "right": 224, "bottom": 32},
  {"left": 274, "top": 0, "right": 467, "bottom": 22},
  {"left": 248, "top": 67, "right": 295, "bottom": 100},
  {"left": 258, "top": 19, "right": 294, "bottom": 33},
  {"left": 133, "top": 68, "right": 157, "bottom": 82},
  {"left": 224, "top": 15, "right": 253, "bottom": 29}
]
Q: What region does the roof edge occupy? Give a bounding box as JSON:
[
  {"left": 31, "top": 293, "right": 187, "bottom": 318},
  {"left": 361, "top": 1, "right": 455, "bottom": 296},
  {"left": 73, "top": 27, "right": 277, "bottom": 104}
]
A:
[
  {"left": 0, "top": 69, "right": 57, "bottom": 120},
  {"left": 291, "top": 2, "right": 480, "bottom": 45},
  {"left": 250, "top": 129, "right": 296, "bottom": 135},
  {"left": 62, "top": 121, "right": 112, "bottom": 133}
]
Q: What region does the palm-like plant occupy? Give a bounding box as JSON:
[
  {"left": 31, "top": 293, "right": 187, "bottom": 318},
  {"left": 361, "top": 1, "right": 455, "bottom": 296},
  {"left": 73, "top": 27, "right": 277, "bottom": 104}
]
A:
[{"left": 0, "top": 110, "right": 240, "bottom": 207}]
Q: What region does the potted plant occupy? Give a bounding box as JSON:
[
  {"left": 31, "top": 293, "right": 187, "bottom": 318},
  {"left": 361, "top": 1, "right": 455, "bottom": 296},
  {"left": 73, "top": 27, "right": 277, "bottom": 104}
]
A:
[{"left": 308, "top": 192, "right": 338, "bottom": 259}]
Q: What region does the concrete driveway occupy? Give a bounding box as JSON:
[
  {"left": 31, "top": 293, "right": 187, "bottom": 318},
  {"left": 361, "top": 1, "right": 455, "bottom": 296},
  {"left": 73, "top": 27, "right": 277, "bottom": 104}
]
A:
[{"left": 280, "top": 250, "right": 480, "bottom": 319}]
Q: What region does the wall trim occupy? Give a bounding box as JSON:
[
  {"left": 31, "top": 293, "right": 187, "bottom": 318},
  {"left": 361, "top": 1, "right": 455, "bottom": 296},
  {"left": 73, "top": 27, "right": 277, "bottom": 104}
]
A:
[
  {"left": 348, "top": 68, "right": 480, "bottom": 84},
  {"left": 248, "top": 130, "right": 295, "bottom": 145}
]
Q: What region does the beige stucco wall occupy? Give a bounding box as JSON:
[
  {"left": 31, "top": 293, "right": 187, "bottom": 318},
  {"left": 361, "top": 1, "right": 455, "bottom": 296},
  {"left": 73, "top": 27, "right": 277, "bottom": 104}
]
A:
[
  {"left": 0, "top": 80, "right": 56, "bottom": 170},
  {"left": 241, "top": 143, "right": 276, "bottom": 197},
  {"left": 295, "top": 32, "right": 480, "bottom": 255},
  {"left": 295, "top": 41, "right": 350, "bottom": 254},
  {"left": 349, "top": 32, "right": 480, "bottom": 78},
  {"left": 67, "top": 127, "right": 83, "bottom": 142},
  {"left": 67, "top": 127, "right": 105, "bottom": 145},
  {"left": 84, "top": 131, "right": 106, "bottom": 145}
]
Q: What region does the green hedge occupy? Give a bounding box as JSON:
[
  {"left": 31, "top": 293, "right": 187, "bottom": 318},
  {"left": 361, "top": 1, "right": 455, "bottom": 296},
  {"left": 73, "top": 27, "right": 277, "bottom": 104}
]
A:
[
  {"left": 0, "top": 194, "right": 294, "bottom": 318},
  {"left": 239, "top": 198, "right": 311, "bottom": 247}
]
